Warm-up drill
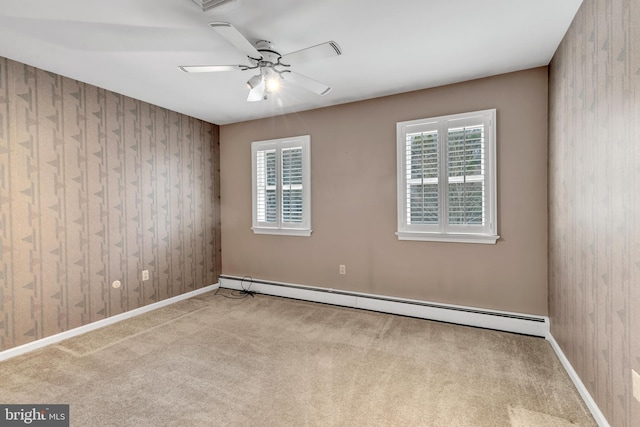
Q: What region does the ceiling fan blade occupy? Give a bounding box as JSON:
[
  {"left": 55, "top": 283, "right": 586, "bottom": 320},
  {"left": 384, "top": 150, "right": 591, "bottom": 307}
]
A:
[
  {"left": 179, "top": 65, "right": 246, "bottom": 73},
  {"left": 283, "top": 72, "right": 332, "bottom": 96},
  {"left": 281, "top": 41, "right": 341, "bottom": 65},
  {"left": 209, "top": 22, "right": 262, "bottom": 60}
]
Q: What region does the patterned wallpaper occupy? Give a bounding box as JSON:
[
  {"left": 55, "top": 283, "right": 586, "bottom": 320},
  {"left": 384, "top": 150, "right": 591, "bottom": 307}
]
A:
[
  {"left": 548, "top": 0, "right": 639, "bottom": 426},
  {"left": 0, "top": 57, "right": 221, "bottom": 352}
]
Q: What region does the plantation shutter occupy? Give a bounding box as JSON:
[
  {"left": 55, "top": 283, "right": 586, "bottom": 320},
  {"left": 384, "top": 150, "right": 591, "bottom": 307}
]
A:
[
  {"left": 256, "top": 148, "right": 277, "bottom": 224},
  {"left": 252, "top": 135, "right": 311, "bottom": 236},
  {"left": 406, "top": 129, "right": 439, "bottom": 225},
  {"left": 446, "top": 121, "right": 485, "bottom": 227},
  {"left": 281, "top": 147, "right": 303, "bottom": 223},
  {"left": 397, "top": 109, "right": 497, "bottom": 243}
]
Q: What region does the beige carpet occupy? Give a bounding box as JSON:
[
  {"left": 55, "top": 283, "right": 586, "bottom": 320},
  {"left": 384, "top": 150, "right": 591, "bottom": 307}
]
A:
[{"left": 0, "top": 289, "right": 596, "bottom": 426}]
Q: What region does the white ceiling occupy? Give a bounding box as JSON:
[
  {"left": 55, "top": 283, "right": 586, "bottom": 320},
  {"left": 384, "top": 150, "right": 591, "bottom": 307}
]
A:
[{"left": 0, "top": 0, "right": 582, "bottom": 125}]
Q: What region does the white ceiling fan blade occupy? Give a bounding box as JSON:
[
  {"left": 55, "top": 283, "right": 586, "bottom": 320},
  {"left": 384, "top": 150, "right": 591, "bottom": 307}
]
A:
[
  {"left": 284, "top": 72, "right": 332, "bottom": 96},
  {"left": 209, "top": 22, "right": 262, "bottom": 60},
  {"left": 179, "top": 65, "right": 245, "bottom": 73},
  {"left": 281, "top": 41, "right": 341, "bottom": 65}
]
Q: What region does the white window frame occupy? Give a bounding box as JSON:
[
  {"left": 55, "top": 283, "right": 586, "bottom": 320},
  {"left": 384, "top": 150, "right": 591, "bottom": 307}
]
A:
[
  {"left": 251, "top": 135, "right": 311, "bottom": 236},
  {"left": 396, "top": 109, "right": 499, "bottom": 244}
]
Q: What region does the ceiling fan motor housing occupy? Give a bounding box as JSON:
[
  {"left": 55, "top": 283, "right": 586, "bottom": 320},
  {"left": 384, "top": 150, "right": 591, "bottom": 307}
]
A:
[{"left": 254, "top": 40, "right": 281, "bottom": 63}]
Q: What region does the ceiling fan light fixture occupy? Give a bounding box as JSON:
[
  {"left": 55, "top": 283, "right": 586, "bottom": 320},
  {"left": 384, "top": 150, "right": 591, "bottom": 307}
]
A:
[
  {"left": 247, "top": 74, "right": 262, "bottom": 90},
  {"left": 265, "top": 76, "right": 281, "bottom": 93},
  {"left": 247, "top": 75, "right": 266, "bottom": 102},
  {"left": 261, "top": 67, "right": 281, "bottom": 94}
]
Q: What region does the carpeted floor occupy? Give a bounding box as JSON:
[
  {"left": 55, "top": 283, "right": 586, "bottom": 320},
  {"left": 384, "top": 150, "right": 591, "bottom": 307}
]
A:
[{"left": 0, "top": 288, "right": 596, "bottom": 426}]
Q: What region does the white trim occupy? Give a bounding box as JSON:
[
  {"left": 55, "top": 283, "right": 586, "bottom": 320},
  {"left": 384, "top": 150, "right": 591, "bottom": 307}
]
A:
[
  {"left": 219, "top": 276, "right": 548, "bottom": 337},
  {"left": 0, "top": 283, "right": 219, "bottom": 363},
  {"left": 546, "top": 333, "right": 610, "bottom": 427},
  {"left": 396, "top": 231, "right": 499, "bottom": 244},
  {"left": 251, "top": 227, "right": 312, "bottom": 236}
]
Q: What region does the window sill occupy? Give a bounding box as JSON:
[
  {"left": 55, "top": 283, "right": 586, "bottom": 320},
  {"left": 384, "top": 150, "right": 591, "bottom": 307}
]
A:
[
  {"left": 396, "top": 231, "right": 499, "bottom": 244},
  {"left": 252, "top": 227, "right": 312, "bottom": 237}
]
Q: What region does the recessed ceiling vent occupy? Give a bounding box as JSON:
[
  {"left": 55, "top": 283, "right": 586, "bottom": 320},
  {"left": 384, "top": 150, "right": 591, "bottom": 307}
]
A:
[{"left": 192, "top": 0, "right": 237, "bottom": 12}]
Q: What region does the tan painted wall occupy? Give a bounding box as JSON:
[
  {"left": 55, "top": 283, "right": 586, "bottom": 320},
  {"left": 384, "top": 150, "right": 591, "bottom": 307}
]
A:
[
  {"left": 221, "top": 67, "right": 548, "bottom": 315},
  {"left": 0, "top": 57, "right": 221, "bottom": 352},
  {"left": 549, "top": 0, "right": 640, "bottom": 424}
]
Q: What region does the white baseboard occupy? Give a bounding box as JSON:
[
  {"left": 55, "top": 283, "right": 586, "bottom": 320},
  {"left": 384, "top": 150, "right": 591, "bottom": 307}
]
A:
[
  {"left": 0, "top": 283, "right": 219, "bottom": 362},
  {"left": 547, "top": 333, "right": 610, "bottom": 427},
  {"left": 219, "top": 276, "right": 549, "bottom": 337}
]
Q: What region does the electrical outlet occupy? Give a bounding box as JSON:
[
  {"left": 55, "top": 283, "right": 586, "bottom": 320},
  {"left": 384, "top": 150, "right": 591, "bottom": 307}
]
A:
[
  {"left": 142, "top": 270, "right": 149, "bottom": 281},
  {"left": 339, "top": 265, "right": 346, "bottom": 275},
  {"left": 633, "top": 369, "right": 640, "bottom": 403}
]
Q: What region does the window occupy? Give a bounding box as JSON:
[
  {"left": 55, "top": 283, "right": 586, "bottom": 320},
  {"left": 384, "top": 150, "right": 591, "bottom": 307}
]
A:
[
  {"left": 396, "top": 109, "right": 498, "bottom": 244},
  {"left": 252, "top": 135, "right": 311, "bottom": 236}
]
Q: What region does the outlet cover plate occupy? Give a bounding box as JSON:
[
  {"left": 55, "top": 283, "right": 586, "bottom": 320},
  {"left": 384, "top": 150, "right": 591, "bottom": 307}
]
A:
[{"left": 633, "top": 369, "right": 640, "bottom": 403}]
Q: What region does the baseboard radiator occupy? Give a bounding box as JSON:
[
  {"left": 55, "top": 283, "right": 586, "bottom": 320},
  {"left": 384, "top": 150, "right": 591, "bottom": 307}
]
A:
[{"left": 218, "top": 275, "right": 549, "bottom": 337}]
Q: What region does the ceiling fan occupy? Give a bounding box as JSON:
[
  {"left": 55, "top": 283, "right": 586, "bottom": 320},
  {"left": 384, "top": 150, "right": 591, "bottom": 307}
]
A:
[{"left": 179, "top": 22, "right": 342, "bottom": 102}]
